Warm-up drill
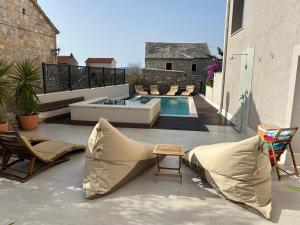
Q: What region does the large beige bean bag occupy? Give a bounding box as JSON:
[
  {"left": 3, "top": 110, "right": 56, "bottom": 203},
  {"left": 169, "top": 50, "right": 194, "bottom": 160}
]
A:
[
  {"left": 186, "top": 136, "right": 272, "bottom": 219},
  {"left": 83, "top": 118, "right": 159, "bottom": 199}
]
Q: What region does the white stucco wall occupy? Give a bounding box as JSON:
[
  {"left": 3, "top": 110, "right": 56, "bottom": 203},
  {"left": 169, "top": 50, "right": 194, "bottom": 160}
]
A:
[
  {"left": 69, "top": 98, "right": 160, "bottom": 125},
  {"left": 289, "top": 53, "right": 300, "bottom": 161},
  {"left": 37, "top": 84, "right": 129, "bottom": 103},
  {"left": 205, "top": 72, "right": 223, "bottom": 110},
  {"left": 224, "top": 0, "right": 300, "bottom": 129},
  {"left": 223, "top": 0, "right": 300, "bottom": 156}
]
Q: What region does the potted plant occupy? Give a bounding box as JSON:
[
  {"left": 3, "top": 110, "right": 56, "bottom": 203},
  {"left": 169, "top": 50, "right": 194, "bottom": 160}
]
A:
[
  {"left": 0, "top": 59, "right": 12, "bottom": 132},
  {"left": 11, "top": 60, "right": 41, "bottom": 131}
]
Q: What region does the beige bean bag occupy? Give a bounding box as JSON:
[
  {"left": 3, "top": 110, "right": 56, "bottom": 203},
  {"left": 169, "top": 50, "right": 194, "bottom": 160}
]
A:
[
  {"left": 186, "top": 136, "right": 272, "bottom": 219},
  {"left": 83, "top": 118, "right": 160, "bottom": 199}
]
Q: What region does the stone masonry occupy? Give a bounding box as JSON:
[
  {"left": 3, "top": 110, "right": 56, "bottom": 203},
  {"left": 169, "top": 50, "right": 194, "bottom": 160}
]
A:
[
  {"left": 145, "top": 58, "right": 211, "bottom": 77},
  {"left": 0, "top": 0, "right": 59, "bottom": 66},
  {"left": 144, "top": 42, "right": 212, "bottom": 94},
  {"left": 141, "top": 68, "right": 206, "bottom": 94}
]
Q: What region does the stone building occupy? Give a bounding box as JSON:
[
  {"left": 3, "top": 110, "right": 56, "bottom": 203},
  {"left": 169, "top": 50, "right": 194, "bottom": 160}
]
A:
[
  {"left": 85, "top": 58, "right": 116, "bottom": 68},
  {"left": 0, "top": 0, "right": 59, "bottom": 64},
  {"left": 57, "top": 53, "right": 79, "bottom": 66},
  {"left": 144, "top": 42, "right": 212, "bottom": 94}
]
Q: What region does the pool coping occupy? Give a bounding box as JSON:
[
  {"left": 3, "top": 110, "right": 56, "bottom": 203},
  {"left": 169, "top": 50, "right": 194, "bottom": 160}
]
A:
[
  {"left": 69, "top": 96, "right": 160, "bottom": 110},
  {"left": 69, "top": 95, "right": 198, "bottom": 118}
]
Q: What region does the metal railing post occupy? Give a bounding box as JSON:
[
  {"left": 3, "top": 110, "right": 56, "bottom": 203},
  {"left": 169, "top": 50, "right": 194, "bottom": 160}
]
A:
[
  {"left": 103, "top": 67, "right": 105, "bottom": 87},
  {"left": 68, "top": 65, "right": 72, "bottom": 91},
  {"left": 123, "top": 69, "right": 126, "bottom": 84},
  {"left": 42, "top": 63, "right": 47, "bottom": 94},
  {"left": 114, "top": 68, "right": 117, "bottom": 85},
  {"left": 88, "top": 66, "right": 91, "bottom": 88}
]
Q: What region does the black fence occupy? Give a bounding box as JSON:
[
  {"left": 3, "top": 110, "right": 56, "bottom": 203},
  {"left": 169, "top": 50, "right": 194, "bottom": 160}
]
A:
[{"left": 42, "top": 63, "right": 126, "bottom": 94}]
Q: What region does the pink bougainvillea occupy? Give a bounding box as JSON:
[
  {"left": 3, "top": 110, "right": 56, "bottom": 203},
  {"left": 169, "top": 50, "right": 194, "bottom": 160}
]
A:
[
  {"left": 206, "top": 58, "right": 222, "bottom": 87},
  {"left": 207, "top": 60, "right": 222, "bottom": 79}
]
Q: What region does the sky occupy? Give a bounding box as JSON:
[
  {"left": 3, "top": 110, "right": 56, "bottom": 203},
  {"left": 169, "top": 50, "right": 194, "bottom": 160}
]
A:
[{"left": 39, "top": 0, "right": 226, "bottom": 67}]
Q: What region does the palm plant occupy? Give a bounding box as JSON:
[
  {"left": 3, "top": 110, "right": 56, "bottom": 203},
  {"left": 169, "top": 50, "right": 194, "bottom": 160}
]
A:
[
  {"left": 0, "top": 58, "right": 12, "bottom": 123},
  {"left": 10, "top": 60, "right": 41, "bottom": 116}
]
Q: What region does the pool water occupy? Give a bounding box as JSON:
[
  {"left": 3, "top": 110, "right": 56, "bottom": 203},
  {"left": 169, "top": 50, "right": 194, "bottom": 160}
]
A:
[
  {"left": 90, "top": 96, "right": 190, "bottom": 116},
  {"left": 135, "top": 96, "right": 190, "bottom": 116}
]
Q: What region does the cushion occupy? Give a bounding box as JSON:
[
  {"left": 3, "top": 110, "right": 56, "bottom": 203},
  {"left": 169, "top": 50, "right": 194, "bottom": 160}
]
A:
[
  {"left": 83, "top": 118, "right": 159, "bottom": 199},
  {"left": 20, "top": 136, "right": 86, "bottom": 162},
  {"left": 186, "top": 136, "right": 272, "bottom": 219},
  {"left": 265, "top": 129, "right": 293, "bottom": 141},
  {"left": 31, "top": 140, "right": 85, "bottom": 162}
]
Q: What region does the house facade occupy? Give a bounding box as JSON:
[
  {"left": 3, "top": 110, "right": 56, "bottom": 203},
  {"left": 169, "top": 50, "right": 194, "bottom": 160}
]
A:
[
  {"left": 144, "top": 42, "right": 211, "bottom": 93},
  {"left": 85, "top": 58, "right": 116, "bottom": 68},
  {"left": 0, "top": 0, "right": 59, "bottom": 65},
  {"left": 57, "top": 53, "right": 78, "bottom": 66},
  {"left": 145, "top": 42, "right": 211, "bottom": 76},
  {"left": 219, "top": 0, "right": 300, "bottom": 160}
]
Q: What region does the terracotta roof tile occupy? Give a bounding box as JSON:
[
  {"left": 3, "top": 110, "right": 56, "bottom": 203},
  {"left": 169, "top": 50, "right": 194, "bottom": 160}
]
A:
[{"left": 57, "top": 55, "right": 73, "bottom": 63}]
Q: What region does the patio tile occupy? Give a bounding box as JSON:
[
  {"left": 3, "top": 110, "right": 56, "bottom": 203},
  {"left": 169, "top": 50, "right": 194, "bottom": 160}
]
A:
[{"left": 1, "top": 123, "right": 300, "bottom": 224}]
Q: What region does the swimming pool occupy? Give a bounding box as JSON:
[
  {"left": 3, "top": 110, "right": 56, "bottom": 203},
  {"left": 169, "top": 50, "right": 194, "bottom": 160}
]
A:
[{"left": 132, "top": 96, "right": 197, "bottom": 117}]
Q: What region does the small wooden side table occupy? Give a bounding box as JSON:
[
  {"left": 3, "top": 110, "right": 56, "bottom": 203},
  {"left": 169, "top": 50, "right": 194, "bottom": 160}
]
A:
[{"left": 153, "top": 144, "right": 184, "bottom": 184}]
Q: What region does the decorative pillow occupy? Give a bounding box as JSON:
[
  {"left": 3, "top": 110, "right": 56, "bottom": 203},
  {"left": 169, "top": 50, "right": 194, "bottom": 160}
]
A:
[
  {"left": 265, "top": 130, "right": 293, "bottom": 141},
  {"left": 186, "top": 136, "right": 272, "bottom": 219},
  {"left": 83, "top": 118, "right": 160, "bottom": 199}
]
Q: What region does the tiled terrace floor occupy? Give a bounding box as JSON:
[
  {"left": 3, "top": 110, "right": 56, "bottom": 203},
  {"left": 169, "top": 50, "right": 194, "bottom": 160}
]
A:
[
  {"left": 0, "top": 123, "right": 300, "bottom": 225},
  {"left": 46, "top": 96, "right": 230, "bottom": 131}
]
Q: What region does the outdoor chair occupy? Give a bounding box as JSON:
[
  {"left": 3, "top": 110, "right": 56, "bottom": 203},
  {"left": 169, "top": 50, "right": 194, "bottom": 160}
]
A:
[
  {"left": 261, "top": 127, "right": 299, "bottom": 180},
  {"left": 181, "top": 85, "right": 195, "bottom": 96},
  {"left": 0, "top": 134, "right": 49, "bottom": 164},
  {"left": 166, "top": 85, "right": 178, "bottom": 96},
  {"left": 135, "top": 85, "right": 148, "bottom": 95},
  {"left": 150, "top": 85, "right": 160, "bottom": 95},
  {"left": 0, "top": 132, "right": 86, "bottom": 182}
]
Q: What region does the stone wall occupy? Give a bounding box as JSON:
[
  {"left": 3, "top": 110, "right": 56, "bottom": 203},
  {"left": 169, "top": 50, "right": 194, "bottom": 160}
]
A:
[
  {"left": 141, "top": 68, "right": 205, "bottom": 94},
  {"left": 187, "top": 75, "right": 207, "bottom": 94},
  {"left": 144, "top": 58, "right": 210, "bottom": 94},
  {"left": 0, "top": 0, "right": 58, "bottom": 66},
  {"left": 145, "top": 58, "right": 211, "bottom": 76}
]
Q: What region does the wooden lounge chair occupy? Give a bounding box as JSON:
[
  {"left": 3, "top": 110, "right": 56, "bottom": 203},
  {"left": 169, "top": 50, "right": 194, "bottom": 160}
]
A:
[
  {"left": 166, "top": 85, "right": 178, "bottom": 96},
  {"left": 0, "top": 132, "right": 86, "bottom": 182},
  {"left": 20, "top": 133, "right": 50, "bottom": 144},
  {"left": 181, "top": 85, "right": 195, "bottom": 96},
  {"left": 135, "top": 85, "right": 148, "bottom": 95},
  {"left": 150, "top": 85, "right": 160, "bottom": 95},
  {"left": 0, "top": 134, "right": 49, "bottom": 160}
]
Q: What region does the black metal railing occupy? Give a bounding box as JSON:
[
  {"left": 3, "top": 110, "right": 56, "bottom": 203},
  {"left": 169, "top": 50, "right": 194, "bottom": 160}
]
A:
[{"left": 42, "top": 63, "right": 126, "bottom": 93}]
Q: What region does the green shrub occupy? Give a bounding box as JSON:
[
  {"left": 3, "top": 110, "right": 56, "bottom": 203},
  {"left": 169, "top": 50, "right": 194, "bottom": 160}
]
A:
[
  {"left": 10, "top": 60, "right": 41, "bottom": 116},
  {"left": 0, "top": 58, "right": 12, "bottom": 123}
]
